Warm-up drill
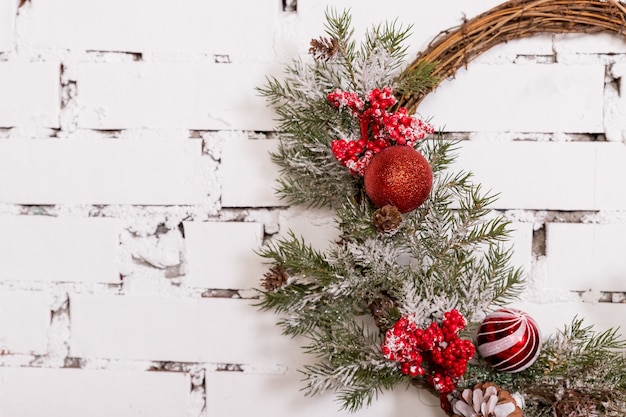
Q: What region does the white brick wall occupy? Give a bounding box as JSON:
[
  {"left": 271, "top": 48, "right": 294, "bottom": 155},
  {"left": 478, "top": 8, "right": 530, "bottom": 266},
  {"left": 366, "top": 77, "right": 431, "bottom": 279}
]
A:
[
  {"left": 0, "top": 1, "right": 15, "bottom": 52},
  {"left": 419, "top": 63, "right": 605, "bottom": 133},
  {"left": 69, "top": 295, "right": 298, "bottom": 365},
  {"left": 76, "top": 63, "right": 279, "bottom": 130},
  {"left": 0, "top": 139, "right": 205, "bottom": 204},
  {"left": 0, "top": 291, "right": 49, "bottom": 354},
  {"left": 221, "top": 139, "right": 285, "bottom": 207},
  {"left": 545, "top": 223, "right": 626, "bottom": 292},
  {"left": 455, "top": 141, "right": 626, "bottom": 210},
  {"left": 206, "top": 369, "right": 443, "bottom": 417},
  {"left": 183, "top": 221, "right": 266, "bottom": 289},
  {"left": 21, "top": 0, "right": 280, "bottom": 58},
  {"left": 0, "top": 63, "right": 60, "bottom": 127},
  {"left": 0, "top": 367, "right": 190, "bottom": 417},
  {"left": 0, "top": 216, "right": 119, "bottom": 283},
  {"left": 1, "top": 1, "right": 626, "bottom": 416}
]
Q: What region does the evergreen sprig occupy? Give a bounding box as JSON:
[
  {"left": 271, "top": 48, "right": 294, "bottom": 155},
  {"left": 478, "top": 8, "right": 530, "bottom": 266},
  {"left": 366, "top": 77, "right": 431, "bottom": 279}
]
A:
[{"left": 256, "top": 8, "right": 626, "bottom": 415}]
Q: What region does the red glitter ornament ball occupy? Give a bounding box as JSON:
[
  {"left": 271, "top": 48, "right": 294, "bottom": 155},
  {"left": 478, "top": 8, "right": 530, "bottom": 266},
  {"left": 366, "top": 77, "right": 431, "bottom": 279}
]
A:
[
  {"left": 363, "top": 146, "right": 432, "bottom": 213},
  {"left": 476, "top": 308, "right": 542, "bottom": 373}
]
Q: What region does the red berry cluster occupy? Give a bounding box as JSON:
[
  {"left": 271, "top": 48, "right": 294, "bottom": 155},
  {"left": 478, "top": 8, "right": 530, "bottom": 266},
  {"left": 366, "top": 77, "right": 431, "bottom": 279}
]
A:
[
  {"left": 328, "top": 87, "right": 434, "bottom": 176},
  {"left": 381, "top": 309, "right": 476, "bottom": 394}
]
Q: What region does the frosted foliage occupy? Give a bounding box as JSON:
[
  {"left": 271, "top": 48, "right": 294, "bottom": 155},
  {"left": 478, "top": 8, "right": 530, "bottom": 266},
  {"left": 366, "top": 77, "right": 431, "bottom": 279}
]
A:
[
  {"left": 354, "top": 47, "right": 399, "bottom": 92},
  {"left": 288, "top": 59, "right": 334, "bottom": 102}
]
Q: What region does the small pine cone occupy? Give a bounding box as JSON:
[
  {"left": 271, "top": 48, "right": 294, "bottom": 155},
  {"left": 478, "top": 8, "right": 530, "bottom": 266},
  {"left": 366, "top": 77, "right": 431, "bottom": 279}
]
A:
[
  {"left": 261, "top": 266, "right": 289, "bottom": 291},
  {"left": 373, "top": 205, "right": 402, "bottom": 233},
  {"left": 451, "top": 382, "right": 523, "bottom": 417},
  {"left": 309, "top": 36, "right": 339, "bottom": 61},
  {"left": 369, "top": 295, "right": 396, "bottom": 329}
]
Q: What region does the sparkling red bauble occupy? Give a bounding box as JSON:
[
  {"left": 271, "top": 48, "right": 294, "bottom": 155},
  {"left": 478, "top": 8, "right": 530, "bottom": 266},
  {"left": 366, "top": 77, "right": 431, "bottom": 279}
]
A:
[
  {"left": 476, "top": 308, "right": 542, "bottom": 373},
  {"left": 363, "top": 146, "right": 432, "bottom": 213}
]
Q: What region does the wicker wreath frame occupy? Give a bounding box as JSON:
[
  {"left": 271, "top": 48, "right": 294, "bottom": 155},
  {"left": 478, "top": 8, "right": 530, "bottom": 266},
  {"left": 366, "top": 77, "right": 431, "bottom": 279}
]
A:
[{"left": 397, "top": 0, "right": 626, "bottom": 114}]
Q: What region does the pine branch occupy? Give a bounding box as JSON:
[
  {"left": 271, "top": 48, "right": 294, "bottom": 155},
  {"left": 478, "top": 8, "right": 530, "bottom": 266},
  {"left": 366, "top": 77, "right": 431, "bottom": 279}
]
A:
[
  {"left": 301, "top": 319, "right": 405, "bottom": 411},
  {"left": 394, "top": 59, "right": 440, "bottom": 107},
  {"left": 323, "top": 8, "right": 358, "bottom": 89}
]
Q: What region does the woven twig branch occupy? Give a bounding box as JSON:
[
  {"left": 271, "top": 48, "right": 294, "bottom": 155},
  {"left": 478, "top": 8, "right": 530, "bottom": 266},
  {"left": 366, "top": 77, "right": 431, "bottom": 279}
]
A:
[{"left": 398, "top": 0, "right": 626, "bottom": 113}]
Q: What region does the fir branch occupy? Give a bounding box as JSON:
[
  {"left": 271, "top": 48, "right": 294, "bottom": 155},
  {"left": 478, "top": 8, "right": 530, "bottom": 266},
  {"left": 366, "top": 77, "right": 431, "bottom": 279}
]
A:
[
  {"left": 394, "top": 60, "right": 440, "bottom": 108},
  {"left": 301, "top": 319, "right": 405, "bottom": 411},
  {"left": 258, "top": 231, "right": 334, "bottom": 282},
  {"left": 323, "top": 8, "right": 358, "bottom": 89},
  {"left": 355, "top": 19, "right": 413, "bottom": 91}
]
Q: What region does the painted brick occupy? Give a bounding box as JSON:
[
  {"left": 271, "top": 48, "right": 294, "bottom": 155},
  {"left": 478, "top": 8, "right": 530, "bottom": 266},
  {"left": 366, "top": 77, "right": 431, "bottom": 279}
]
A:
[
  {"left": 475, "top": 35, "right": 554, "bottom": 63},
  {"left": 545, "top": 223, "right": 626, "bottom": 292},
  {"left": 510, "top": 301, "right": 626, "bottom": 337},
  {"left": 0, "top": 63, "right": 60, "bottom": 128},
  {"left": 297, "top": 0, "right": 504, "bottom": 58},
  {"left": 454, "top": 141, "right": 626, "bottom": 211},
  {"left": 22, "top": 0, "right": 278, "bottom": 57},
  {"left": 605, "top": 63, "right": 626, "bottom": 142},
  {"left": 508, "top": 222, "right": 533, "bottom": 274},
  {"left": 76, "top": 63, "right": 278, "bottom": 130},
  {"left": 418, "top": 64, "right": 604, "bottom": 133},
  {"left": 0, "top": 0, "right": 16, "bottom": 51},
  {"left": 69, "top": 295, "right": 297, "bottom": 364},
  {"left": 0, "top": 216, "right": 119, "bottom": 283},
  {"left": 0, "top": 367, "right": 189, "bottom": 417},
  {"left": 206, "top": 370, "right": 442, "bottom": 417},
  {"left": 278, "top": 206, "right": 340, "bottom": 252},
  {"left": 221, "top": 139, "right": 285, "bottom": 208},
  {"left": 596, "top": 139, "right": 626, "bottom": 208},
  {"left": 183, "top": 221, "right": 266, "bottom": 289},
  {"left": 554, "top": 32, "right": 626, "bottom": 55},
  {"left": 0, "top": 139, "right": 204, "bottom": 205},
  {"left": 0, "top": 291, "right": 49, "bottom": 354}
]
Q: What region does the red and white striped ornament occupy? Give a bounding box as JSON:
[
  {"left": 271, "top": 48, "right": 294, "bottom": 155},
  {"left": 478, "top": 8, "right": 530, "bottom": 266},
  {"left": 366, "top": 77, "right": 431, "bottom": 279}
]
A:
[{"left": 476, "top": 308, "right": 541, "bottom": 373}]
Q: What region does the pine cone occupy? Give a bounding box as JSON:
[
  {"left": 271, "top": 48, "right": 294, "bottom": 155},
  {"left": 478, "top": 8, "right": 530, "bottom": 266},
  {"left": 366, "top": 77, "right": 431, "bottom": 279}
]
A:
[
  {"left": 373, "top": 205, "right": 402, "bottom": 233},
  {"left": 261, "top": 266, "right": 289, "bottom": 291},
  {"left": 451, "top": 383, "right": 523, "bottom": 417},
  {"left": 309, "top": 36, "right": 339, "bottom": 61},
  {"left": 368, "top": 295, "right": 397, "bottom": 329}
]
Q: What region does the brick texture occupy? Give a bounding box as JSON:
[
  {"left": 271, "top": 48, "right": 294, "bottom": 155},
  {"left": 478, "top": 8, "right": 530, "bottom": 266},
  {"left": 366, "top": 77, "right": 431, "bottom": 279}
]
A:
[
  {"left": 0, "top": 367, "right": 189, "bottom": 417},
  {"left": 419, "top": 64, "right": 605, "bottom": 132},
  {"left": 69, "top": 295, "right": 298, "bottom": 364},
  {"left": 0, "top": 139, "right": 204, "bottom": 205},
  {"left": 206, "top": 370, "right": 443, "bottom": 417},
  {"left": 183, "top": 221, "right": 266, "bottom": 289},
  {"left": 0, "top": 63, "right": 60, "bottom": 127},
  {"left": 455, "top": 141, "right": 626, "bottom": 210},
  {"left": 76, "top": 63, "right": 279, "bottom": 130},
  {"left": 22, "top": 0, "right": 279, "bottom": 57},
  {"left": 220, "top": 139, "right": 284, "bottom": 207},
  {"left": 0, "top": 291, "right": 49, "bottom": 354},
  {"left": 512, "top": 301, "right": 626, "bottom": 336},
  {"left": 0, "top": 1, "right": 15, "bottom": 51},
  {"left": 0, "top": 216, "right": 119, "bottom": 283},
  {"left": 545, "top": 223, "right": 626, "bottom": 292}
]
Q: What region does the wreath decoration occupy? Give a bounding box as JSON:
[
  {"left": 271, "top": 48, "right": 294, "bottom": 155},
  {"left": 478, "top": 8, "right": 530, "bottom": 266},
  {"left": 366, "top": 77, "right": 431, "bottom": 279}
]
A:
[
  {"left": 398, "top": 0, "right": 626, "bottom": 112},
  {"left": 256, "top": 1, "right": 626, "bottom": 416}
]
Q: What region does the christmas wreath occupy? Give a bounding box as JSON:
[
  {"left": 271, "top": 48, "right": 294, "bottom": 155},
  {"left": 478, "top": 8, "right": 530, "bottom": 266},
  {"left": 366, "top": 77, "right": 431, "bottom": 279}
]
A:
[{"left": 256, "top": 2, "right": 626, "bottom": 416}]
